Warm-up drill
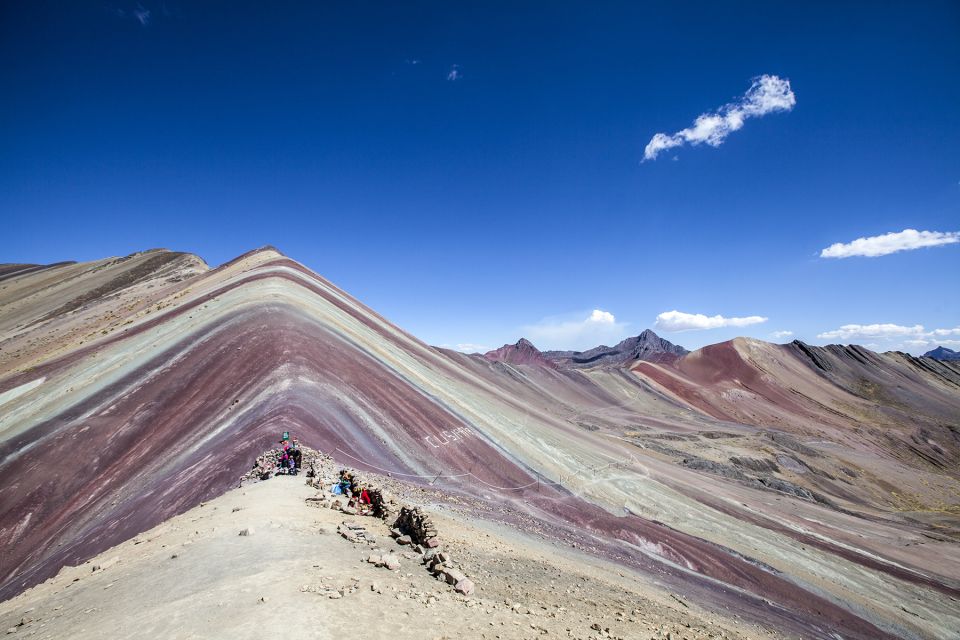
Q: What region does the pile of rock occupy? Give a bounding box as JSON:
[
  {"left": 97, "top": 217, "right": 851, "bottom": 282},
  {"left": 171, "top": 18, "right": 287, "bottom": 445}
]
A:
[
  {"left": 337, "top": 521, "right": 376, "bottom": 544},
  {"left": 240, "top": 445, "right": 327, "bottom": 486},
  {"left": 252, "top": 445, "right": 476, "bottom": 596},
  {"left": 391, "top": 506, "right": 439, "bottom": 547},
  {"left": 387, "top": 510, "right": 475, "bottom": 596},
  {"left": 421, "top": 548, "right": 474, "bottom": 596},
  {"left": 365, "top": 552, "right": 401, "bottom": 571},
  {"left": 367, "top": 487, "right": 391, "bottom": 520},
  {"left": 299, "top": 577, "right": 366, "bottom": 600},
  {"left": 302, "top": 454, "right": 398, "bottom": 521}
]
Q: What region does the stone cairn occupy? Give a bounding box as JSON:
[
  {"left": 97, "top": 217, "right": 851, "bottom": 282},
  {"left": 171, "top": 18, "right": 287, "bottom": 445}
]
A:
[
  {"left": 391, "top": 506, "right": 439, "bottom": 548},
  {"left": 390, "top": 505, "right": 473, "bottom": 595}
]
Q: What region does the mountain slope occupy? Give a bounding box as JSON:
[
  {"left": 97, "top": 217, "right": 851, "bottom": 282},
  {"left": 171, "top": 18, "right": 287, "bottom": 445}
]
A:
[
  {"left": 1, "top": 249, "right": 959, "bottom": 639},
  {"left": 0, "top": 475, "right": 783, "bottom": 640}
]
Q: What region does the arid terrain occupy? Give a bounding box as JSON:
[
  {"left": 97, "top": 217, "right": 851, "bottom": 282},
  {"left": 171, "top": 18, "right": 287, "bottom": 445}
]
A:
[{"left": 1, "top": 248, "right": 958, "bottom": 639}]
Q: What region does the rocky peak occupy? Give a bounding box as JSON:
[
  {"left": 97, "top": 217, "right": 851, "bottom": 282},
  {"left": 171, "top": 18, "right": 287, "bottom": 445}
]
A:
[
  {"left": 542, "top": 330, "right": 688, "bottom": 368},
  {"left": 483, "top": 338, "right": 555, "bottom": 367},
  {"left": 924, "top": 346, "right": 960, "bottom": 361}
]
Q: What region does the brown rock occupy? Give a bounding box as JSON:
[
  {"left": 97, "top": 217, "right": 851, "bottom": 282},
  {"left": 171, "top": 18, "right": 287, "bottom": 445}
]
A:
[
  {"left": 443, "top": 569, "right": 466, "bottom": 585},
  {"left": 454, "top": 578, "right": 475, "bottom": 595}
]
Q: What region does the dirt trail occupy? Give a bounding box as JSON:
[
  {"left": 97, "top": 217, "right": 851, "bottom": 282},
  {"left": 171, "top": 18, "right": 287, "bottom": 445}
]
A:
[{"left": 0, "top": 476, "right": 788, "bottom": 640}]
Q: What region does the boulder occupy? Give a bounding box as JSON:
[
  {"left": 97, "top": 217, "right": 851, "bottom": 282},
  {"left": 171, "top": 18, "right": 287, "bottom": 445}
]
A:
[
  {"left": 454, "top": 578, "right": 475, "bottom": 596},
  {"left": 443, "top": 568, "right": 466, "bottom": 585}
]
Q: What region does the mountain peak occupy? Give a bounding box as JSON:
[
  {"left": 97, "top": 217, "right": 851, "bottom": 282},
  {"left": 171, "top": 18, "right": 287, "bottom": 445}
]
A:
[
  {"left": 483, "top": 338, "right": 555, "bottom": 367},
  {"left": 542, "top": 330, "right": 688, "bottom": 368},
  {"left": 924, "top": 346, "right": 960, "bottom": 361}
]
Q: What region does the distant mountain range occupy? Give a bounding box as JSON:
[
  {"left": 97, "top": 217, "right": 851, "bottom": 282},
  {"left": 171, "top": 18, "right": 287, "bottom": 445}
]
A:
[
  {"left": 484, "top": 329, "right": 688, "bottom": 368},
  {"left": 925, "top": 346, "right": 960, "bottom": 361}
]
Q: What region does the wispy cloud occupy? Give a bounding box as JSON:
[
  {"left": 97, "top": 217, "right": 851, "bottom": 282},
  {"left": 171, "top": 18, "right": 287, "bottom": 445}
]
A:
[
  {"left": 816, "top": 323, "right": 960, "bottom": 354},
  {"left": 771, "top": 330, "right": 794, "bottom": 340},
  {"left": 113, "top": 4, "right": 152, "bottom": 26},
  {"left": 643, "top": 74, "right": 796, "bottom": 161},
  {"left": 455, "top": 343, "right": 490, "bottom": 354},
  {"left": 133, "top": 5, "right": 151, "bottom": 25},
  {"left": 820, "top": 229, "right": 960, "bottom": 258},
  {"left": 446, "top": 65, "right": 461, "bottom": 81},
  {"left": 524, "top": 309, "right": 628, "bottom": 351},
  {"left": 817, "top": 323, "right": 925, "bottom": 340},
  {"left": 654, "top": 310, "right": 768, "bottom": 332},
  {"left": 933, "top": 327, "right": 960, "bottom": 337}
]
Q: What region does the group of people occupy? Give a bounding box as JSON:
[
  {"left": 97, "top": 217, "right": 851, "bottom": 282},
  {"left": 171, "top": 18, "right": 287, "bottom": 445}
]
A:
[
  {"left": 333, "top": 469, "right": 373, "bottom": 511},
  {"left": 276, "top": 435, "right": 302, "bottom": 475}
]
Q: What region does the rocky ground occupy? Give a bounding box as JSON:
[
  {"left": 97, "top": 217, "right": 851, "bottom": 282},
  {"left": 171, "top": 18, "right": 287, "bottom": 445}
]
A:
[{"left": 0, "top": 471, "right": 787, "bottom": 640}]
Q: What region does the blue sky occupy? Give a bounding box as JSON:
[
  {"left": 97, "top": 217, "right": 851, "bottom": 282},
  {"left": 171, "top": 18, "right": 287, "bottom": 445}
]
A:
[{"left": 2, "top": 2, "right": 958, "bottom": 355}]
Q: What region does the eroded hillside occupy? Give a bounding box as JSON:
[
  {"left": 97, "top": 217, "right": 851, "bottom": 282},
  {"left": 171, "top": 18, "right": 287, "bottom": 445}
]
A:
[{"left": 1, "top": 248, "right": 959, "bottom": 639}]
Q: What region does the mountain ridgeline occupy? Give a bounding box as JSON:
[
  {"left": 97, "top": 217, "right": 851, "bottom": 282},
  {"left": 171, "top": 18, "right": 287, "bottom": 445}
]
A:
[
  {"left": 1, "top": 248, "right": 959, "bottom": 640},
  {"left": 483, "top": 329, "right": 689, "bottom": 368}
]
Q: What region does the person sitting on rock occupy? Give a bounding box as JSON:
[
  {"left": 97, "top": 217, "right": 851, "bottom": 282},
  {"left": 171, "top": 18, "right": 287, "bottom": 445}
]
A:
[
  {"left": 349, "top": 473, "right": 362, "bottom": 497},
  {"left": 334, "top": 470, "right": 351, "bottom": 495}
]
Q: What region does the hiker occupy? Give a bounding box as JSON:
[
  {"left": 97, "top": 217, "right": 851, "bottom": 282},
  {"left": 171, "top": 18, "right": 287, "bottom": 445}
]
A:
[
  {"left": 349, "top": 473, "right": 362, "bottom": 497},
  {"left": 333, "top": 469, "right": 351, "bottom": 495},
  {"left": 275, "top": 438, "right": 291, "bottom": 474},
  {"left": 289, "top": 438, "right": 302, "bottom": 470}
]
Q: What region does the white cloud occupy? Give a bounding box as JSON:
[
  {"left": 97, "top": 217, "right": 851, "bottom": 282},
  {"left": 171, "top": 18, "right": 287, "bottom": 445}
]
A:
[
  {"left": 816, "top": 324, "right": 926, "bottom": 340},
  {"left": 893, "top": 337, "right": 960, "bottom": 354},
  {"left": 455, "top": 343, "right": 490, "bottom": 354},
  {"left": 587, "top": 309, "right": 615, "bottom": 324},
  {"left": 932, "top": 327, "right": 960, "bottom": 337},
  {"left": 815, "top": 323, "right": 960, "bottom": 355},
  {"left": 771, "top": 330, "right": 794, "bottom": 339},
  {"left": 446, "top": 66, "right": 461, "bottom": 81},
  {"left": 524, "top": 309, "right": 628, "bottom": 351},
  {"left": 820, "top": 229, "right": 960, "bottom": 258},
  {"left": 643, "top": 74, "right": 795, "bottom": 161},
  {"left": 654, "top": 310, "right": 768, "bottom": 332}
]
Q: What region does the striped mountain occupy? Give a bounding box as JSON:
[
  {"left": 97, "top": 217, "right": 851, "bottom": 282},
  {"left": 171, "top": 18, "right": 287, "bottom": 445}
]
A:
[{"left": 1, "top": 248, "right": 958, "bottom": 639}]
